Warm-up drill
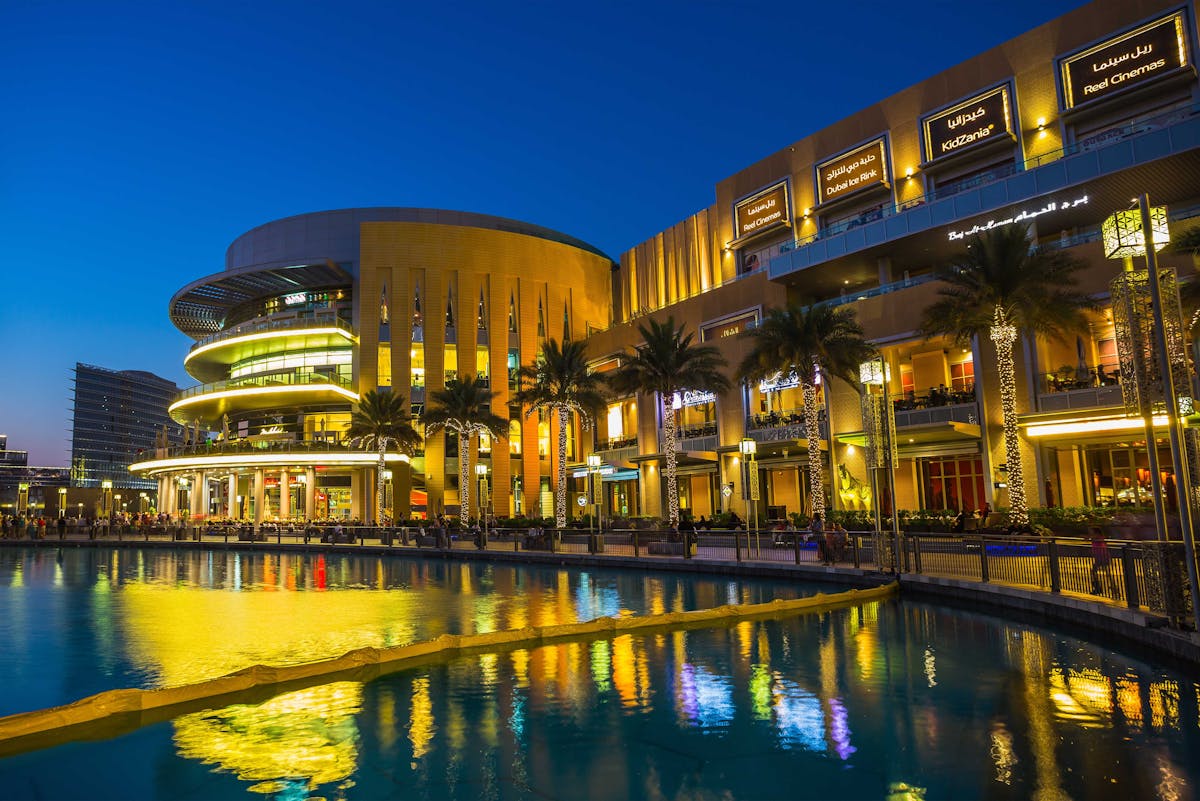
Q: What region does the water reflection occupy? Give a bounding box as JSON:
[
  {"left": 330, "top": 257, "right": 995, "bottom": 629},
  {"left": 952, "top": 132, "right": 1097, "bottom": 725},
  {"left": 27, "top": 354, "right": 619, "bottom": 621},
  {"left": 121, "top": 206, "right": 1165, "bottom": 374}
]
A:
[
  {"left": 0, "top": 548, "right": 818, "bottom": 715},
  {"left": 71, "top": 600, "right": 1191, "bottom": 800}
]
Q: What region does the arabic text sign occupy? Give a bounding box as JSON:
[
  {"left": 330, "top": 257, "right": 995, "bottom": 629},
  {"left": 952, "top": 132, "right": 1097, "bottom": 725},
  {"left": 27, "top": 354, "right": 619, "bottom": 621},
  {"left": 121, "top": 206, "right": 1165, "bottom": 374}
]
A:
[
  {"left": 923, "top": 86, "right": 1013, "bottom": 162},
  {"left": 946, "top": 194, "right": 1089, "bottom": 241},
  {"left": 817, "top": 138, "right": 889, "bottom": 204},
  {"left": 1062, "top": 12, "right": 1187, "bottom": 109},
  {"left": 734, "top": 181, "right": 790, "bottom": 239}
]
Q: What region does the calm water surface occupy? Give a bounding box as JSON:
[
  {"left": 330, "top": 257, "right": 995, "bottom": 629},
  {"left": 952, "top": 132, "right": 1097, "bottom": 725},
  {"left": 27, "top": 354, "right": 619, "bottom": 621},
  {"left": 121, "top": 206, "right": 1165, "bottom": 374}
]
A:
[
  {"left": 0, "top": 547, "right": 829, "bottom": 716},
  {"left": 0, "top": 548, "right": 1196, "bottom": 800}
]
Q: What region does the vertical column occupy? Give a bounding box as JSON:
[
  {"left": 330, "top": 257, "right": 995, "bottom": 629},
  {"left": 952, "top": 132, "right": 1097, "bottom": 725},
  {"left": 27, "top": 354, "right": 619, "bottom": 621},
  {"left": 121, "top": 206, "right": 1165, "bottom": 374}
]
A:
[
  {"left": 395, "top": 462, "right": 412, "bottom": 521},
  {"left": 280, "top": 469, "right": 290, "bottom": 521},
  {"left": 197, "top": 472, "right": 209, "bottom": 519},
  {"left": 305, "top": 468, "right": 316, "bottom": 520},
  {"left": 351, "top": 469, "right": 364, "bottom": 521},
  {"left": 157, "top": 477, "right": 166, "bottom": 515},
  {"left": 253, "top": 469, "right": 265, "bottom": 527},
  {"left": 227, "top": 474, "right": 237, "bottom": 518}
]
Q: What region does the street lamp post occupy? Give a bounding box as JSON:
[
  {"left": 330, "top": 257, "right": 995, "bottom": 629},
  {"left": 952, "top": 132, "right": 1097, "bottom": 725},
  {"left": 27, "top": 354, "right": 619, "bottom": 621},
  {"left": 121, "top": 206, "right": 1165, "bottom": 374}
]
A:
[
  {"left": 139, "top": 492, "right": 148, "bottom": 515},
  {"left": 475, "top": 463, "right": 489, "bottom": 548},
  {"left": 860, "top": 357, "right": 899, "bottom": 572},
  {"left": 740, "top": 438, "right": 759, "bottom": 556},
  {"left": 382, "top": 469, "right": 393, "bottom": 524},
  {"left": 1105, "top": 195, "right": 1200, "bottom": 631},
  {"left": 100, "top": 480, "right": 112, "bottom": 519},
  {"left": 587, "top": 453, "right": 603, "bottom": 552},
  {"left": 57, "top": 487, "right": 67, "bottom": 519}
]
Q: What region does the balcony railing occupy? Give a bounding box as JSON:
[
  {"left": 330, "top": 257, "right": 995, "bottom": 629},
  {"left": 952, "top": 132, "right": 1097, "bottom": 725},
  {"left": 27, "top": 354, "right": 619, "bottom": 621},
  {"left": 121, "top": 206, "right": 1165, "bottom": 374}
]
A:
[
  {"left": 175, "top": 370, "right": 355, "bottom": 403},
  {"left": 188, "top": 314, "right": 354, "bottom": 355}
]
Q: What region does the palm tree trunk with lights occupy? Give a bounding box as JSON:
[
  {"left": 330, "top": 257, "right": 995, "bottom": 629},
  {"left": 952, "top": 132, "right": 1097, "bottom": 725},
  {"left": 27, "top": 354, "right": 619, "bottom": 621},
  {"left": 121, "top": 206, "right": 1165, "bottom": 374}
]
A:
[
  {"left": 458, "top": 427, "right": 471, "bottom": 520},
  {"left": 802, "top": 378, "right": 825, "bottom": 520},
  {"left": 376, "top": 440, "right": 387, "bottom": 523},
  {"left": 661, "top": 394, "right": 680, "bottom": 527},
  {"left": 990, "top": 306, "right": 1027, "bottom": 525},
  {"left": 556, "top": 407, "right": 569, "bottom": 528}
]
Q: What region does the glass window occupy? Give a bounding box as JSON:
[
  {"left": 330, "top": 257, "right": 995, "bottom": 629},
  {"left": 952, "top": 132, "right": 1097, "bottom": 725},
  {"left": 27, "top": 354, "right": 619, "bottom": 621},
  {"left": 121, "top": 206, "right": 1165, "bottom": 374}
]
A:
[
  {"left": 444, "top": 345, "right": 458, "bottom": 384},
  {"left": 949, "top": 355, "right": 973, "bottom": 392},
  {"left": 377, "top": 343, "right": 392, "bottom": 387},
  {"left": 509, "top": 419, "right": 522, "bottom": 455},
  {"left": 411, "top": 344, "right": 425, "bottom": 389}
]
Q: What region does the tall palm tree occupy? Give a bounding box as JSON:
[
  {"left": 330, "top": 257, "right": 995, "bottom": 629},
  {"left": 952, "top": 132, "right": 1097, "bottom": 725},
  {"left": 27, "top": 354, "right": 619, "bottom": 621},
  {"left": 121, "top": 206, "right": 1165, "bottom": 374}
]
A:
[
  {"left": 422, "top": 375, "right": 507, "bottom": 520},
  {"left": 347, "top": 389, "right": 421, "bottom": 524},
  {"left": 514, "top": 338, "right": 607, "bottom": 528},
  {"left": 737, "top": 304, "right": 876, "bottom": 521},
  {"left": 921, "top": 223, "right": 1092, "bottom": 525},
  {"left": 608, "top": 316, "right": 730, "bottom": 527}
]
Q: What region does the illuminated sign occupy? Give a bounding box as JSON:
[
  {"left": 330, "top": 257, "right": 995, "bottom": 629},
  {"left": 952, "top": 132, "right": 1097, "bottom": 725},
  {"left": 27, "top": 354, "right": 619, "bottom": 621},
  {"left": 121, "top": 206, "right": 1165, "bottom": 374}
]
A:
[
  {"left": 946, "top": 194, "right": 1089, "bottom": 241},
  {"left": 701, "top": 312, "right": 757, "bottom": 342},
  {"left": 733, "top": 181, "right": 791, "bottom": 240},
  {"left": 759, "top": 370, "right": 802, "bottom": 393},
  {"left": 283, "top": 292, "right": 307, "bottom": 306},
  {"left": 1061, "top": 12, "right": 1188, "bottom": 109},
  {"left": 672, "top": 390, "right": 716, "bottom": 409},
  {"left": 816, "top": 138, "right": 889, "bottom": 204},
  {"left": 571, "top": 465, "right": 616, "bottom": 478},
  {"left": 922, "top": 86, "right": 1013, "bottom": 162}
]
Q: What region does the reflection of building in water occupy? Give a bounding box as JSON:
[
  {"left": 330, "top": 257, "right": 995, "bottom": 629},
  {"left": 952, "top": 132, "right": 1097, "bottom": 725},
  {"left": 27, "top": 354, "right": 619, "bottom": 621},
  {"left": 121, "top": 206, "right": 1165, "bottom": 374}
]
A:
[{"left": 172, "top": 681, "right": 363, "bottom": 793}]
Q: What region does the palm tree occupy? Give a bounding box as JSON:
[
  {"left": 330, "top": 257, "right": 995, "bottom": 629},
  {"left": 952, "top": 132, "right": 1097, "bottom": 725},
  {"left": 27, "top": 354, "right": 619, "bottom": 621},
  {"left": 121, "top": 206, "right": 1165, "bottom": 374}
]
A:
[
  {"left": 422, "top": 375, "right": 508, "bottom": 520},
  {"left": 608, "top": 316, "right": 730, "bottom": 527},
  {"left": 514, "top": 338, "right": 607, "bottom": 528},
  {"left": 921, "top": 223, "right": 1092, "bottom": 525},
  {"left": 347, "top": 390, "right": 421, "bottom": 524},
  {"left": 737, "top": 304, "right": 876, "bottom": 521}
]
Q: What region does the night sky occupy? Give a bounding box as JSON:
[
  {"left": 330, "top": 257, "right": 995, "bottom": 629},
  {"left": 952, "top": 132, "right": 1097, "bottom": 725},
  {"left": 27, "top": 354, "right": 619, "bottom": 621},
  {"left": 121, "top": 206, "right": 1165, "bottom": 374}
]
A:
[{"left": 1, "top": 0, "right": 1086, "bottom": 465}]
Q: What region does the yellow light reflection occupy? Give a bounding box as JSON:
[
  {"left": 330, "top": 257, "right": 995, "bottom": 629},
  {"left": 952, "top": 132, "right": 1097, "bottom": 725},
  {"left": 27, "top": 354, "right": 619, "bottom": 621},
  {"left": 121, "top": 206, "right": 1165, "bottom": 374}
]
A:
[
  {"left": 408, "top": 676, "right": 433, "bottom": 760},
  {"left": 989, "top": 722, "right": 1017, "bottom": 785},
  {"left": 1116, "top": 677, "right": 1144, "bottom": 728},
  {"left": 590, "top": 640, "right": 612, "bottom": 693},
  {"left": 173, "top": 681, "right": 362, "bottom": 792},
  {"left": 1150, "top": 679, "right": 1180, "bottom": 730}
]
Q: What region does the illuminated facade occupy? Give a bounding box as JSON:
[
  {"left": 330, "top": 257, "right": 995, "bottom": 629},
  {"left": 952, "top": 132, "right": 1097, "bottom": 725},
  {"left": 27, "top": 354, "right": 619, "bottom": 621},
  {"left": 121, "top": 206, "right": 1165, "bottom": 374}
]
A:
[
  {"left": 583, "top": 0, "right": 1200, "bottom": 522},
  {"left": 132, "top": 209, "right": 612, "bottom": 521}
]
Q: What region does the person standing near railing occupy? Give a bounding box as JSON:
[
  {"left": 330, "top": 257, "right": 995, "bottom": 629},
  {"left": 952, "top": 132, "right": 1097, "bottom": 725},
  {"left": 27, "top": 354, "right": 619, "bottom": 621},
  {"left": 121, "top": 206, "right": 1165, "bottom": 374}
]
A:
[{"left": 1090, "top": 526, "right": 1113, "bottom": 596}]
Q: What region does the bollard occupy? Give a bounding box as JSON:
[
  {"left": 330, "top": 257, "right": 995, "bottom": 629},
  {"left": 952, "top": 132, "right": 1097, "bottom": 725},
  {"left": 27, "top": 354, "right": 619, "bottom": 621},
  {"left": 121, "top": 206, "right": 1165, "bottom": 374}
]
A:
[
  {"left": 1047, "top": 538, "right": 1061, "bottom": 593},
  {"left": 735, "top": 529, "right": 742, "bottom": 563},
  {"left": 911, "top": 536, "right": 922, "bottom": 574},
  {"left": 1120, "top": 544, "right": 1140, "bottom": 608}
]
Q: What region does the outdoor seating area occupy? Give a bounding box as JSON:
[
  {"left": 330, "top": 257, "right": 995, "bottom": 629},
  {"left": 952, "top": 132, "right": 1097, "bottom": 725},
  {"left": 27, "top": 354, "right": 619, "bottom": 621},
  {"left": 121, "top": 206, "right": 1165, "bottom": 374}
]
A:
[
  {"left": 892, "top": 386, "right": 975, "bottom": 411},
  {"left": 1044, "top": 365, "right": 1121, "bottom": 393}
]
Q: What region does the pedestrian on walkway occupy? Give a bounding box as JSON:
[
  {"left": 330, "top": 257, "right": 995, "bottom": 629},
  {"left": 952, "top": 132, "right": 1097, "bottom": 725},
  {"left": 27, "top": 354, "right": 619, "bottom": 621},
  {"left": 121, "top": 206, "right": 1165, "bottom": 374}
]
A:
[{"left": 1089, "top": 525, "right": 1113, "bottom": 596}]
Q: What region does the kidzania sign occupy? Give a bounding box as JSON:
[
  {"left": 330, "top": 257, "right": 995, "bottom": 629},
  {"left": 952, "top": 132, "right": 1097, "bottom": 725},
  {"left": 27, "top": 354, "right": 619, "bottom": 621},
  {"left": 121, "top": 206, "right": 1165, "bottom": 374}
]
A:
[
  {"left": 922, "top": 86, "right": 1014, "bottom": 162},
  {"left": 816, "top": 138, "right": 889, "bottom": 204},
  {"left": 1061, "top": 12, "right": 1189, "bottom": 109}
]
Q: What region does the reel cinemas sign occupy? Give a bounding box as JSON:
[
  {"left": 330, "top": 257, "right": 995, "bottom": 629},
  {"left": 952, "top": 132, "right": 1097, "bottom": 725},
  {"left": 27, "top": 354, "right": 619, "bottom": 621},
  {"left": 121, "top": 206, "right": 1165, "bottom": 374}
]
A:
[
  {"left": 922, "top": 86, "right": 1013, "bottom": 162},
  {"left": 734, "top": 181, "right": 790, "bottom": 239},
  {"left": 1061, "top": 12, "right": 1189, "bottom": 109},
  {"left": 816, "top": 138, "right": 889, "bottom": 204}
]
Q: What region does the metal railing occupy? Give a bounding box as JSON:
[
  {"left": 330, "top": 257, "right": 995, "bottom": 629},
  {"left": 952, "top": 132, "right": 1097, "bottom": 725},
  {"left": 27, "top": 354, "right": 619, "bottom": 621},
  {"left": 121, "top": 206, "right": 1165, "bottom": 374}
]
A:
[
  {"left": 188, "top": 314, "right": 354, "bottom": 355},
  {"left": 175, "top": 370, "right": 355, "bottom": 402},
  {"left": 3, "top": 524, "right": 1188, "bottom": 628}
]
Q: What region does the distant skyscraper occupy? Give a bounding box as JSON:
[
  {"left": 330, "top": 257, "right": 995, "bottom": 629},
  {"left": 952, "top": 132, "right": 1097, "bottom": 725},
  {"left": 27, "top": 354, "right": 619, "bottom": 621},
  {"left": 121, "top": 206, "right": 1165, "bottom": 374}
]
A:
[{"left": 70, "top": 363, "right": 183, "bottom": 489}]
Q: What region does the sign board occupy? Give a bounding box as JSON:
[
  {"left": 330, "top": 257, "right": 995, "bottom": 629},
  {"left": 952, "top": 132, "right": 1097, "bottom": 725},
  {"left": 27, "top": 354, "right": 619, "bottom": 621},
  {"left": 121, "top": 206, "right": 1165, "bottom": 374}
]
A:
[
  {"left": 1061, "top": 12, "right": 1189, "bottom": 109},
  {"left": 749, "top": 467, "right": 761, "bottom": 502},
  {"left": 922, "top": 85, "right": 1014, "bottom": 162},
  {"left": 733, "top": 181, "right": 790, "bottom": 240},
  {"left": 701, "top": 312, "right": 757, "bottom": 342},
  {"left": 816, "top": 138, "right": 889, "bottom": 204}
]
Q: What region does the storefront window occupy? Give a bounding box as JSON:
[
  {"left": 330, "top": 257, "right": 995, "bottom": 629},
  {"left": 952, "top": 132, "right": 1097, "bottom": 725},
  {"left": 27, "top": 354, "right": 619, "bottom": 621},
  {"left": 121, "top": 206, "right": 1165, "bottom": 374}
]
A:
[
  {"left": 949, "top": 354, "right": 973, "bottom": 392},
  {"left": 509, "top": 419, "right": 522, "bottom": 455},
  {"left": 444, "top": 345, "right": 458, "bottom": 384},
  {"left": 920, "top": 456, "right": 985, "bottom": 513},
  {"left": 476, "top": 345, "right": 490, "bottom": 383},
  {"left": 411, "top": 344, "right": 425, "bottom": 389},
  {"left": 377, "top": 343, "right": 391, "bottom": 387}
]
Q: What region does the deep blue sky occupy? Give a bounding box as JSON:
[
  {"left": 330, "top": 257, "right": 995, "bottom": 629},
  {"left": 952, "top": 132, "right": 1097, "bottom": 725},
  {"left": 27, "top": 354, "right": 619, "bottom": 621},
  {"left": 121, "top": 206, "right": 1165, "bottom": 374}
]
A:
[{"left": 1, "top": 0, "right": 1086, "bottom": 465}]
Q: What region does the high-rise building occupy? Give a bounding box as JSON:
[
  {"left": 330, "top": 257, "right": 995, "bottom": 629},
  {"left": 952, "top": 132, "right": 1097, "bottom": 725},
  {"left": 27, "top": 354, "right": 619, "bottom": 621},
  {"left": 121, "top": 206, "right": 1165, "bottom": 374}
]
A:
[
  {"left": 0, "top": 434, "right": 70, "bottom": 516},
  {"left": 71, "top": 364, "right": 184, "bottom": 490}
]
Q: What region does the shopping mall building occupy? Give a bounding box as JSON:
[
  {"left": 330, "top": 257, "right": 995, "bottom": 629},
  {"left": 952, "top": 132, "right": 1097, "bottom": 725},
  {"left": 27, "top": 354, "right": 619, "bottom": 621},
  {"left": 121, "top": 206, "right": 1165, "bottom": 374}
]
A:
[{"left": 134, "top": 0, "right": 1200, "bottom": 524}]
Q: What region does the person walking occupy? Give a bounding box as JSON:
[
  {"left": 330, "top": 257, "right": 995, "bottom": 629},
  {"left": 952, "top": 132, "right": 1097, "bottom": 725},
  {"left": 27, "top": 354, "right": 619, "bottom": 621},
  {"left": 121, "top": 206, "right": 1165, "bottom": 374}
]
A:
[{"left": 1089, "top": 525, "right": 1113, "bottom": 596}]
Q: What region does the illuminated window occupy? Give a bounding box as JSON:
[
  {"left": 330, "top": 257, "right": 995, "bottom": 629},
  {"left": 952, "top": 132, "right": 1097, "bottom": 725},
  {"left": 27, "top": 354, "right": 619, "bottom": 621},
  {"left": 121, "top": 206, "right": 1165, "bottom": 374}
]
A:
[
  {"left": 377, "top": 343, "right": 392, "bottom": 387},
  {"left": 509, "top": 419, "right": 522, "bottom": 455},
  {"left": 476, "top": 345, "right": 490, "bottom": 381},
  {"left": 410, "top": 343, "right": 425, "bottom": 389},
  {"left": 607, "top": 404, "right": 623, "bottom": 439},
  {"left": 444, "top": 345, "right": 457, "bottom": 383},
  {"left": 949, "top": 355, "right": 974, "bottom": 392},
  {"left": 900, "top": 364, "right": 915, "bottom": 395},
  {"left": 538, "top": 417, "right": 550, "bottom": 458}
]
